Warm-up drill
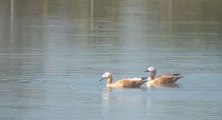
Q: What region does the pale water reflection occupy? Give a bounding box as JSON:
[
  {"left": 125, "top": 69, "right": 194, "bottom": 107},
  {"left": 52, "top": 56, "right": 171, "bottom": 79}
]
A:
[{"left": 0, "top": 0, "right": 222, "bottom": 120}]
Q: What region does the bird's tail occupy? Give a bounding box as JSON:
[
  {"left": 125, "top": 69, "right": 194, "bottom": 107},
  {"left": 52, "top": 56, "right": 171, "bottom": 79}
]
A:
[
  {"left": 141, "top": 77, "right": 148, "bottom": 82},
  {"left": 173, "top": 74, "right": 183, "bottom": 81}
]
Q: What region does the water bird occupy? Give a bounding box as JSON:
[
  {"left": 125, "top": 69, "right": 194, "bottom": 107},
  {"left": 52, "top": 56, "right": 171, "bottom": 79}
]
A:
[
  {"left": 99, "top": 72, "right": 147, "bottom": 88},
  {"left": 145, "top": 66, "right": 183, "bottom": 87}
]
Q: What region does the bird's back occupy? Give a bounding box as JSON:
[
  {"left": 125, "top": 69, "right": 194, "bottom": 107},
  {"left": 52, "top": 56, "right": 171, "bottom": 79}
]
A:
[
  {"left": 112, "top": 79, "right": 147, "bottom": 88},
  {"left": 154, "top": 74, "right": 183, "bottom": 84}
]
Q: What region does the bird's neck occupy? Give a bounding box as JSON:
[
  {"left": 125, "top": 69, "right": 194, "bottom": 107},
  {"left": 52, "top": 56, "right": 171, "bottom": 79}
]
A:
[
  {"left": 106, "top": 77, "right": 113, "bottom": 86},
  {"left": 148, "top": 77, "right": 153, "bottom": 81},
  {"left": 149, "top": 70, "right": 156, "bottom": 80}
]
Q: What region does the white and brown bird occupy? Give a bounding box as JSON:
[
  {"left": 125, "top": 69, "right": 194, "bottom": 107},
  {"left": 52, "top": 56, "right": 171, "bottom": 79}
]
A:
[
  {"left": 145, "top": 66, "right": 183, "bottom": 87},
  {"left": 99, "top": 72, "right": 147, "bottom": 88}
]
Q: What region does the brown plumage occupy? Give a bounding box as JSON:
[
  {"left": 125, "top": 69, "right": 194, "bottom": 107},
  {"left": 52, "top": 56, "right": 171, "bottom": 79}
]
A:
[
  {"left": 145, "top": 67, "right": 183, "bottom": 87},
  {"left": 100, "top": 72, "right": 147, "bottom": 88}
]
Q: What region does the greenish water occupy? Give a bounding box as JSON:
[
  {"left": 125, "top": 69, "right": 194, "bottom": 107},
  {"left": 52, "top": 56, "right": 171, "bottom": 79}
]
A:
[{"left": 0, "top": 0, "right": 222, "bottom": 120}]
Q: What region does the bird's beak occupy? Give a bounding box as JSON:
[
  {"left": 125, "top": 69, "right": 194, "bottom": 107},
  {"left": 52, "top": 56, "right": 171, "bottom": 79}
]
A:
[
  {"left": 99, "top": 78, "right": 105, "bottom": 81},
  {"left": 145, "top": 70, "right": 149, "bottom": 72}
]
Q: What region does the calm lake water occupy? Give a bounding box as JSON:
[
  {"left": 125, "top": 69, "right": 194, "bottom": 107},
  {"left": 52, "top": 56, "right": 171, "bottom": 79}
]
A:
[{"left": 0, "top": 0, "right": 222, "bottom": 120}]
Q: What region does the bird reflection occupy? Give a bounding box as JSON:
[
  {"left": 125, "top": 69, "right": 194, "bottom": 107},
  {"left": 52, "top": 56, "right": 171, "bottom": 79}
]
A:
[{"left": 148, "top": 83, "right": 180, "bottom": 89}]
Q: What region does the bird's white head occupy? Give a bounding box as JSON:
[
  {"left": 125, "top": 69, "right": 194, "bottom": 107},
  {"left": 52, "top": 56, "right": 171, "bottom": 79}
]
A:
[
  {"left": 145, "top": 66, "right": 157, "bottom": 80},
  {"left": 146, "top": 66, "right": 156, "bottom": 72},
  {"left": 99, "top": 72, "right": 112, "bottom": 81},
  {"left": 102, "top": 72, "right": 112, "bottom": 79}
]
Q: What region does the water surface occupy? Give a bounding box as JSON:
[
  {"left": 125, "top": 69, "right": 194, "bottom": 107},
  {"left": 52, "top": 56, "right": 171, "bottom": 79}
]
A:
[{"left": 0, "top": 0, "right": 222, "bottom": 120}]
